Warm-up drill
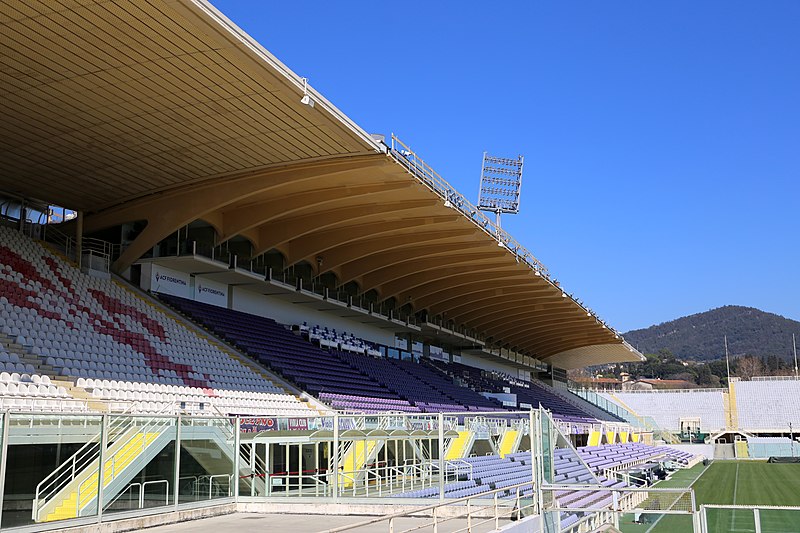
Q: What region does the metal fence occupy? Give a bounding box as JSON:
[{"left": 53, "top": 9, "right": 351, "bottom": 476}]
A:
[{"left": 700, "top": 504, "right": 800, "bottom": 533}]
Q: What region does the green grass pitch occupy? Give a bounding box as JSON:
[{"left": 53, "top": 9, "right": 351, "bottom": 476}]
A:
[{"left": 619, "top": 461, "right": 800, "bottom": 533}]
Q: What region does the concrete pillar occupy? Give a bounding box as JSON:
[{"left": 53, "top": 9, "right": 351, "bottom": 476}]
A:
[
  {"left": 75, "top": 210, "right": 84, "bottom": 268},
  {"left": 16, "top": 202, "right": 25, "bottom": 231}
]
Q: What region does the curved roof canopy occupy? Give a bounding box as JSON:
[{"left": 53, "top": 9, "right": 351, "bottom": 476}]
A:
[{"left": 0, "top": 0, "right": 643, "bottom": 368}]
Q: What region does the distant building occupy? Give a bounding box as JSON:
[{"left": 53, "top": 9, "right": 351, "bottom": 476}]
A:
[{"left": 623, "top": 378, "right": 697, "bottom": 391}]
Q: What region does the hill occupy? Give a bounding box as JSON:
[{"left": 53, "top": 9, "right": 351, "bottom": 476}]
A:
[{"left": 624, "top": 306, "right": 800, "bottom": 361}]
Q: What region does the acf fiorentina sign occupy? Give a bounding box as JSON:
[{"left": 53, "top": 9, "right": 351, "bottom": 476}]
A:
[
  {"left": 194, "top": 278, "right": 227, "bottom": 307},
  {"left": 151, "top": 265, "right": 190, "bottom": 298}
]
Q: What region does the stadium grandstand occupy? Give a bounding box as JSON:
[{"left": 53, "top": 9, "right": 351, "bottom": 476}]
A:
[{"left": 0, "top": 1, "right": 796, "bottom": 532}]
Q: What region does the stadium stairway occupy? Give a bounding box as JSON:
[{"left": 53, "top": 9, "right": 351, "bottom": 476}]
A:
[
  {"left": 498, "top": 428, "right": 521, "bottom": 458},
  {"left": 445, "top": 430, "right": 475, "bottom": 460},
  {"left": 0, "top": 331, "right": 54, "bottom": 375},
  {"left": 52, "top": 378, "right": 107, "bottom": 412},
  {"left": 726, "top": 380, "right": 739, "bottom": 430},
  {"left": 735, "top": 440, "right": 749, "bottom": 458},
  {"left": 35, "top": 417, "right": 174, "bottom": 522},
  {"left": 339, "top": 439, "right": 382, "bottom": 488},
  {"left": 35, "top": 416, "right": 240, "bottom": 523}
]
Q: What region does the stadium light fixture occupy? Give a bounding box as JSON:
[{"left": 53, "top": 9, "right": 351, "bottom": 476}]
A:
[
  {"left": 300, "top": 77, "right": 314, "bottom": 108},
  {"left": 478, "top": 152, "right": 524, "bottom": 228}
]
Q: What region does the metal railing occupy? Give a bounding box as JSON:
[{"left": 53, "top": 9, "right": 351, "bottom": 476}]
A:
[
  {"left": 321, "top": 479, "right": 535, "bottom": 533},
  {"left": 699, "top": 504, "right": 800, "bottom": 533},
  {"left": 172, "top": 241, "right": 421, "bottom": 327},
  {"left": 105, "top": 479, "right": 170, "bottom": 512},
  {"left": 390, "top": 135, "right": 548, "bottom": 276},
  {"left": 36, "top": 224, "right": 118, "bottom": 272},
  {"left": 388, "top": 136, "right": 630, "bottom": 341},
  {"left": 32, "top": 415, "right": 173, "bottom": 521},
  {"left": 570, "top": 388, "right": 659, "bottom": 431}
]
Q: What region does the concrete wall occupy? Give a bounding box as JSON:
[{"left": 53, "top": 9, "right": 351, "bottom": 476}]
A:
[
  {"left": 459, "top": 353, "right": 527, "bottom": 379},
  {"left": 231, "top": 286, "right": 395, "bottom": 346},
  {"left": 666, "top": 443, "right": 713, "bottom": 460}
]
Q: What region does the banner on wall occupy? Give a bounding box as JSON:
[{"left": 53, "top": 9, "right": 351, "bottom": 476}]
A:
[
  {"left": 194, "top": 277, "right": 228, "bottom": 307},
  {"left": 151, "top": 264, "right": 191, "bottom": 299},
  {"left": 429, "top": 345, "right": 448, "bottom": 362}
]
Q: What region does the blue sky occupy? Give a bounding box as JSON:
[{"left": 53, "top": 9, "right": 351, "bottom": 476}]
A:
[{"left": 211, "top": 1, "right": 800, "bottom": 332}]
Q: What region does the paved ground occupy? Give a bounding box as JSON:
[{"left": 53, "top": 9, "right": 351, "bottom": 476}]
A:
[{"left": 142, "top": 512, "right": 507, "bottom": 533}]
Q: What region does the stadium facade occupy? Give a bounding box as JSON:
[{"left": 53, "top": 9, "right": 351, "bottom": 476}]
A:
[{"left": 2, "top": 1, "right": 797, "bottom": 533}]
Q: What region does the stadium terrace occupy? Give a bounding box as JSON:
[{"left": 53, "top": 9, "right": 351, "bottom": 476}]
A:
[{"left": 0, "top": 1, "right": 798, "bottom": 532}]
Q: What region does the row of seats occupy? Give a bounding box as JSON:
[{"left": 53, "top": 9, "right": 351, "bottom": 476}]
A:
[
  {"left": 77, "top": 377, "right": 316, "bottom": 416},
  {"left": 162, "top": 296, "right": 449, "bottom": 411},
  {"left": 578, "top": 443, "right": 695, "bottom": 472},
  {"left": 601, "top": 389, "right": 726, "bottom": 432},
  {"left": 0, "top": 226, "right": 286, "bottom": 394},
  {"left": 302, "top": 323, "right": 381, "bottom": 356},
  {"left": 429, "top": 359, "right": 600, "bottom": 420},
  {"left": 0, "top": 371, "right": 87, "bottom": 412},
  {"left": 735, "top": 379, "right": 800, "bottom": 430},
  {"left": 162, "top": 293, "right": 606, "bottom": 421}
]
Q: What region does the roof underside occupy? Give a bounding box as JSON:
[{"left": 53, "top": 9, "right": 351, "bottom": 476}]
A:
[{"left": 0, "top": 0, "right": 643, "bottom": 369}]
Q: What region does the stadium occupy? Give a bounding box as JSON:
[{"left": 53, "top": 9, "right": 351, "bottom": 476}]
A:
[{"left": 0, "top": 1, "right": 799, "bottom": 532}]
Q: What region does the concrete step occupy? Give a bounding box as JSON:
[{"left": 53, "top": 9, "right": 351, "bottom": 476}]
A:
[
  {"left": 0, "top": 332, "right": 62, "bottom": 379},
  {"left": 53, "top": 379, "right": 107, "bottom": 412}
]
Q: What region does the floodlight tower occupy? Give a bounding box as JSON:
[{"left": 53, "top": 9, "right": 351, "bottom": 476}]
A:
[{"left": 478, "top": 152, "right": 524, "bottom": 229}]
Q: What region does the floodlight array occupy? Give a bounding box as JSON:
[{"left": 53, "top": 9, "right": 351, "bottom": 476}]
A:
[{"left": 478, "top": 152, "right": 524, "bottom": 215}]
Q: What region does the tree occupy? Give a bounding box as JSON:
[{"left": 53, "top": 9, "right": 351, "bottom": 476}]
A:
[
  {"left": 735, "top": 356, "right": 763, "bottom": 381},
  {"left": 696, "top": 365, "right": 713, "bottom": 386}
]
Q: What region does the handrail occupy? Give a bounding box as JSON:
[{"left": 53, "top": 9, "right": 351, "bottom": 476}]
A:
[
  {"left": 106, "top": 482, "right": 140, "bottom": 510},
  {"left": 321, "top": 478, "right": 535, "bottom": 533},
  {"left": 389, "top": 134, "right": 628, "bottom": 343},
  {"left": 205, "top": 474, "right": 232, "bottom": 499},
  {"left": 33, "top": 415, "right": 172, "bottom": 521},
  {"left": 33, "top": 431, "right": 103, "bottom": 519},
  {"left": 390, "top": 135, "right": 547, "bottom": 277},
  {"left": 0, "top": 396, "right": 89, "bottom": 412},
  {"left": 35, "top": 224, "right": 118, "bottom": 265},
  {"left": 141, "top": 479, "right": 169, "bottom": 508}
]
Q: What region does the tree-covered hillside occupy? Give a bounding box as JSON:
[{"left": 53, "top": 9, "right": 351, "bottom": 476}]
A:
[{"left": 624, "top": 306, "right": 800, "bottom": 361}]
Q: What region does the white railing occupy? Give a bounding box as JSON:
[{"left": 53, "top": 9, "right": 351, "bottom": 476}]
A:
[
  {"left": 322, "top": 479, "right": 535, "bottom": 533},
  {"left": 0, "top": 396, "right": 89, "bottom": 412},
  {"left": 33, "top": 415, "right": 172, "bottom": 521},
  {"left": 104, "top": 479, "right": 170, "bottom": 512},
  {"left": 390, "top": 135, "right": 548, "bottom": 277},
  {"left": 389, "top": 134, "right": 626, "bottom": 340},
  {"left": 33, "top": 435, "right": 101, "bottom": 520},
  {"left": 37, "top": 225, "right": 118, "bottom": 271},
  {"left": 612, "top": 387, "right": 726, "bottom": 394},
  {"left": 699, "top": 504, "right": 800, "bottom": 533}
]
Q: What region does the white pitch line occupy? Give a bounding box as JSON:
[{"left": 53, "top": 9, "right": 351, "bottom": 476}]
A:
[
  {"left": 643, "top": 463, "right": 711, "bottom": 533},
  {"left": 731, "top": 462, "right": 741, "bottom": 531}
]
